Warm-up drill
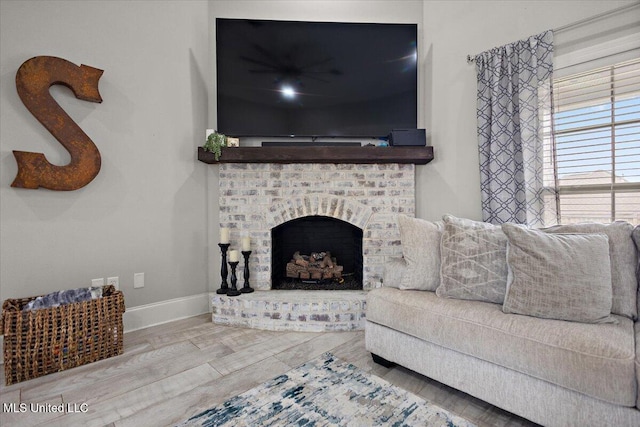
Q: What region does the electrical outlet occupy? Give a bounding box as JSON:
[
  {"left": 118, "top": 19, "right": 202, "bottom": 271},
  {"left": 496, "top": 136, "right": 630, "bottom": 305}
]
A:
[
  {"left": 134, "top": 272, "right": 145, "bottom": 289},
  {"left": 107, "top": 276, "right": 119, "bottom": 290},
  {"left": 91, "top": 278, "right": 104, "bottom": 287}
]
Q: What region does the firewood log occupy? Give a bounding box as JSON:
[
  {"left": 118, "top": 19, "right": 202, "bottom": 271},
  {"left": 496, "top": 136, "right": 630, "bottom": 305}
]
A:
[
  {"left": 293, "top": 251, "right": 309, "bottom": 267},
  {"left": 322, "top": 254, "right": 333, "bottom": 268},
  {"left": 286, "top": 262, "right": 309, "bottom": 278},
  {"left": 287, "top": 251, "right": 345, "bottom": 281}
]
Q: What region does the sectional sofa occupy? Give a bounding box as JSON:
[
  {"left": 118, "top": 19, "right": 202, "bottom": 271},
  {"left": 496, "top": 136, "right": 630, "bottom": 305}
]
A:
[{"left": 365, "top": 214, "right": 640, "bottom": 427}]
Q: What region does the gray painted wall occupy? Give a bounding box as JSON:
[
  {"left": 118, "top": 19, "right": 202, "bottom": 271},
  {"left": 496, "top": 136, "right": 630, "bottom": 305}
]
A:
[
  {"left": 0, "top": 0, "right": 634, "bottom": 307},
  {"left": 0, "top": 0, "right": 210, "bottom": 304}
]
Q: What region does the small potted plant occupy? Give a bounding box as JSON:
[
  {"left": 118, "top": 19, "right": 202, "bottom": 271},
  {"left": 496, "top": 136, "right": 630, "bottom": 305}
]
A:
[{"left": 203, "top": 131, "right": 227, "bottom": 161}]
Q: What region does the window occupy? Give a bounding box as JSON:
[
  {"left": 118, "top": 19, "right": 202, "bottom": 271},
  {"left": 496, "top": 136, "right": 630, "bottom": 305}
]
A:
[{"left": 543, "top": 58, "right": 640, "bottom": 225}]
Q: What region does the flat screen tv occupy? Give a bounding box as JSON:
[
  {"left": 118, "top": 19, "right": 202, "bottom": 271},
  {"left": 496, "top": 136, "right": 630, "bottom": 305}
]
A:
[{"left": 216, "top": 18, "right": 418, "bottom": 138}]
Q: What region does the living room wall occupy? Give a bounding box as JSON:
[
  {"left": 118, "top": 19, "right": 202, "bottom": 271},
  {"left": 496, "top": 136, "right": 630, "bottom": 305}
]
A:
[
  {"left": 0, "top": 0, "right": 210, "bottom": 312},
  {"left": 418, "top": 0, "right": 636, "bottom": 221},
  {"left": 0, "top": 0, "right": 634, "bottom": 325}
]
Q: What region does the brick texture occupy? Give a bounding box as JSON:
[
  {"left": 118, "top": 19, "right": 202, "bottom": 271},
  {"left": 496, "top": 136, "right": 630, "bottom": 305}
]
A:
[
  {"left": 211, "top": 290, "right": 367, "bottom": 332},
  {"left": 218, "top": 163, "right": 415, "bottom": 290}
]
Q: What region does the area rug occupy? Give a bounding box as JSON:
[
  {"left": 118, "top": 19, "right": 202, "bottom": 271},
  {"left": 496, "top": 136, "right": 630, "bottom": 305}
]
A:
[{"left": 176, "top": 352, "right": 475, "bottom": 427}]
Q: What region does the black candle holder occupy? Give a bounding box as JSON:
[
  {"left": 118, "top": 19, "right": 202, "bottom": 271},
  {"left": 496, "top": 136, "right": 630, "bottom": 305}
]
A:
[
  {"left": 216, "top": 243, "right": 230, "bottom": 294},
  {"left": 227, "top": 261, "right": 241, "bottom": 296},
  {"left": 240, "top": 250, "right": 254, "bottom": 293}
]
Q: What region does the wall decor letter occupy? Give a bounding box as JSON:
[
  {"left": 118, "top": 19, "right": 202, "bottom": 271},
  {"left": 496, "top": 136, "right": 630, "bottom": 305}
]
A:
[{"left": 12, "top": 56, "right": 104, "bottom": 191}]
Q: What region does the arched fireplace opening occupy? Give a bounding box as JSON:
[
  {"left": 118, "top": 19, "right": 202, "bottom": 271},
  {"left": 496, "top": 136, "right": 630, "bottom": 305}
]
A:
[{"left": 271, "top": 215, "right": 363, "bottom": 290}]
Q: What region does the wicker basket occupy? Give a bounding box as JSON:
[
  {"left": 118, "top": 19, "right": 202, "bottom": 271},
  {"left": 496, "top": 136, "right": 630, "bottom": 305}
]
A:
[{"left": 1, "top": 285, "right": 125, "bottom": 385}]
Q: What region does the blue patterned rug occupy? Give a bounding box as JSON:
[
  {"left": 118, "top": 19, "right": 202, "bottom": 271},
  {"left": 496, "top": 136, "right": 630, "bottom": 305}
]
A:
[{"left": 176, "top": 352, "right": 475, "bottom": 426}]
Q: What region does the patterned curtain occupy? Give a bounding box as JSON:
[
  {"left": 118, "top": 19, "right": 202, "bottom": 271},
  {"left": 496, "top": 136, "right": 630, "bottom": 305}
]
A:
[{"left": 475, "top": 30, "right": 554, "bottom": 227}]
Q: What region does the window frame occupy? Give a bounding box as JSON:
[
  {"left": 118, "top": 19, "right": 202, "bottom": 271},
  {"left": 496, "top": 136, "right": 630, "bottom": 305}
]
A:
[{"left": 545, "top": 58, "right": 640, "bottom": 225}]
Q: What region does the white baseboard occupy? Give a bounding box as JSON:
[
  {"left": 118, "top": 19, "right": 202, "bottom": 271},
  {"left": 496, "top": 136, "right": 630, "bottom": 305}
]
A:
[
  {"left": 1, "top": 293, "right": 213, "bottom": 365},
  {"left": 123, "top": 292, "right": 212, "bottom": 332}
]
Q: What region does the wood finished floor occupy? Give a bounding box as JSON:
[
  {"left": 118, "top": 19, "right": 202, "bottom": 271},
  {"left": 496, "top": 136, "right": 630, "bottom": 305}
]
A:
[{"left": 0, "top": 314, "right": 538, "bottom": 427}]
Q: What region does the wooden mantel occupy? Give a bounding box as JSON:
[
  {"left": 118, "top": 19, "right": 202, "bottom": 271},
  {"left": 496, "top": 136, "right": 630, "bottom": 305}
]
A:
[{"left": 197, "top": 145, "right": 434, "bottom": 165}]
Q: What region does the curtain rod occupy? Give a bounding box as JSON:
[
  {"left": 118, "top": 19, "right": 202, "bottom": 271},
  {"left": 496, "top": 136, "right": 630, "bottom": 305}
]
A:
[{"left": 466, "top": 2, "right": 640, "bottom": 64}]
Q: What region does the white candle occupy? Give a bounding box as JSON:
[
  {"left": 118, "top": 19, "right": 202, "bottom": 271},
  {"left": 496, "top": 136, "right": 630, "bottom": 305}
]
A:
[
  {"left": 220, "top": 227, "right": 230, "bottom": 244},
  {"left": 242, "top": 236, "right": 251, "bottom": 251},
  {"left": 229, "top": 250, "right": 239, "bottom": 262}
]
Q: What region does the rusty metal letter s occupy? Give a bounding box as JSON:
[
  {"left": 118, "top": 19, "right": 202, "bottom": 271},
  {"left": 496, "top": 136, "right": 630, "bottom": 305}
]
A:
[{"left": 12, "top": 56, "right": 104, "bottom": 191}]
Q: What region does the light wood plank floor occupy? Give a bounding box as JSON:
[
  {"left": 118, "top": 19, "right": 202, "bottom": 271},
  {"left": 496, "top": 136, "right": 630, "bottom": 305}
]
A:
[{"left": 0, "top": 314, "right": 538, "bottom": 427}]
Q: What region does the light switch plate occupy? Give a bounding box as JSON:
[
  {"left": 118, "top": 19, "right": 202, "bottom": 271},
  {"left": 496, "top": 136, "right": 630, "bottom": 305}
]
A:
[{"left": 134, "top": 272, "right": 144, "bottom": 289}]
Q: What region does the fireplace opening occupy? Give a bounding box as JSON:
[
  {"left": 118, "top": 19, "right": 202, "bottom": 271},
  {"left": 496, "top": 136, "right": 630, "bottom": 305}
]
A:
[{"left": 271, "top": 216, "right": 363, "bottom": 290}]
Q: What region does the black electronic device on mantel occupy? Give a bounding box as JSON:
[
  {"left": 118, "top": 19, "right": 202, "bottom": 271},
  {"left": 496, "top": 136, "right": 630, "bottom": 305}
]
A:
[
  {"left": 216, "top": 18, "right": 418, "bottom": 139},
  {"left": 388, "top": 129, "right": 426, "bottom": 146}
]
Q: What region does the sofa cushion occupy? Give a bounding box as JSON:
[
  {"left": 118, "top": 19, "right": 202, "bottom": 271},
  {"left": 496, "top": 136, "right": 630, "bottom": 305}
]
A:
[
  {"left": 382, "top": 257, "right": 408, "bottom": 289},
  {"left": 632, "top": 225, "right": 640, "bottom": 254},
  {"left": 436, "top": 215, "right": 508, "bottom": 304},
  {"left": 542, "top": 222, "right": 638, "bottom": 320},
  {"left": 397, "top": 215, "right": 442, "bottom": 290},
  {"left": 636, "top": 324, "right": 640, "bottom": 409},
  {"left": 632, "top": 225, "right": 640, "bottom": 294},
  {"left": 502, "top": 224, "right": 615, "bottom": 324},
  {"left": 632, "top": 226, "right": 640, "bottom": 409},
  {"left": 367, "top": 287, "right": 636, "bottom": 406}
]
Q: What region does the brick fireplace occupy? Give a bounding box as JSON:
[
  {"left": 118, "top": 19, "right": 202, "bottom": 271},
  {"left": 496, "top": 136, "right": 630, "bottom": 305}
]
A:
[
  {"left": 212, "top": 161, "right": 416, "bottom": 331},
  {"left": 218, "top": 162, "right": 415, "bottom": 289}
]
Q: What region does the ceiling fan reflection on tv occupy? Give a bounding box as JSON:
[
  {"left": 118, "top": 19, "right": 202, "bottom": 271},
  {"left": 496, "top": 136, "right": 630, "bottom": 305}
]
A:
[{"left": 240, "top": 43, "right": 343, "bottom": 87}]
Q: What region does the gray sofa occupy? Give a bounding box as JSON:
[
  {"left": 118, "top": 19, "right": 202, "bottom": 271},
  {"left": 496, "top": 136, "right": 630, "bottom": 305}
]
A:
[{"left": 365, "top": 215, "right": 640, "bottom": 427}]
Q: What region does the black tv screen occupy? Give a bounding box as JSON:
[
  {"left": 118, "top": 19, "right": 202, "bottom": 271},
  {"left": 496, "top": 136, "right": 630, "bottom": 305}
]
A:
[{"left": 216, "top": 18, "right": 418, "bottom": 138}]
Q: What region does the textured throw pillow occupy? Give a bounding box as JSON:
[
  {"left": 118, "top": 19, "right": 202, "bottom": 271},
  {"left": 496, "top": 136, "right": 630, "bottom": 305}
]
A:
[
  {"left": 436, "top": 215, "right": 508, "bottom": 303},
  {"left": 397, "top": 215, "right": 442, "bottom": 291},
  {"left": 502, "top": 224, "right": 615, "bottom": 324},
  {"left": 632, "top": 225, "right": 640, "bottom": 300},
  {"left": 632, "top": 225, "right": 640, "bottom": 253},
  {"left": 542, "top": 222, "right": 638, "bottom": 320},
  {"left": 382, "top": 257, "right": 407, "bottom": 289}
]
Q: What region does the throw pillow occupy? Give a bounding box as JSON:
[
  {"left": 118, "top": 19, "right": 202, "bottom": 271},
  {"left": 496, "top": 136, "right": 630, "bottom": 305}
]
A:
[
  {"left": 502, "top": 223, "right": 615, "bottom": 324},
  {"left": 632, "top": 225, "right": 640, "bottom": 300},
  {"left": 436, "top": 215, "right": 508, "bottom": 304},
  {"left": 632, "top": 225, "right": 640, "bottom": 253},
  {"left": 542, "top": 222, "right": 638, "bottom": 320},
  {"left": 396, "top": 214, "right": 442, "bottom": 291},
  {"left": 382, "top": 257, "right": 408, "bottom": 289}
]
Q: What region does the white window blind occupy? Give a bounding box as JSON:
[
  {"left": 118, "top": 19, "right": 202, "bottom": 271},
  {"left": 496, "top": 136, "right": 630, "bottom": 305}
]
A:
[{"left": 543, "top": 58, "right": 640, "bottom": 225}]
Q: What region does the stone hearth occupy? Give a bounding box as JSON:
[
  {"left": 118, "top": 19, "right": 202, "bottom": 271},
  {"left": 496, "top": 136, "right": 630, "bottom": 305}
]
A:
[
  {"left": 212, "top": 162, "right": 415, "bottom": 331},
  {"left": 212, "top": 290, "right": 366, "bottom": 332}
]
